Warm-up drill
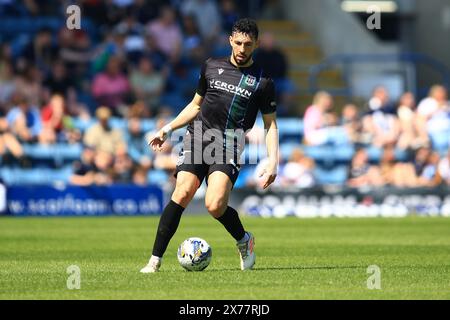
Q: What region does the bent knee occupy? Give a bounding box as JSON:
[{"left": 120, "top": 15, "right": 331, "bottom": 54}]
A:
[
  {"left": 205, "top": 198, "right": 227, "bottom": 218},
  {"left": 172, "top": 185, "right": 196, "bottom": 206}
]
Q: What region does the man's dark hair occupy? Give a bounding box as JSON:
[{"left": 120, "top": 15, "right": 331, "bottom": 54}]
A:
[{"left": 232, "top": 18, "right": 259, "bottom": 40}]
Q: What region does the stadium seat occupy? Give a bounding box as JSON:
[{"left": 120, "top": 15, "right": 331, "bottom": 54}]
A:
[
  {"left": 280, "top": 142, "right": 303, "bottom": 159},
  {"left": 278, "top": 118, "right": 303, "bottom": 143},
  {"left": 22, "top": 143, "right": 82, "bottom": 166},
  {"left": 234, "top": 166, "right": 255, "bottom": 189},
  {"left": 148, "top": 170, "right": 170, "bottom": 186},
  {"left": 430, "top": 131, "right": 450, "bottom": 155},
  {"left": 140, "top": 120, "right": 157, "bottom": 133},
  {"left": 72, "top": 118, "right": 95, "bottom": 133},
  {"left": 0, "top": 167, "right": 72, "bottom": 185},
  {"left": 313, "top": 166, "right": 348, "bottom": 185}
]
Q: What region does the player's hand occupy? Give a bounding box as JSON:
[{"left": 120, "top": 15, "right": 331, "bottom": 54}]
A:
[
  {"left": 147, "top": 124, "right": 172, "bottom": 152},
  {"left": 258, "top": 161, "right": 278, "bottom": 189}
]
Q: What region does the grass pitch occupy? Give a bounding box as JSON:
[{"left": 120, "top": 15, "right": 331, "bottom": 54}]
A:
[{"left": 0, "top": 215, "right": 449, "bottom": 300}]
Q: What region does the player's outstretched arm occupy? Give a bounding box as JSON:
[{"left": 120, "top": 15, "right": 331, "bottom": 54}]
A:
[
  {"left": 148, "top": 94, "right": 203, "bottom": 151},
  {"left": 259, "top": 112, "right": 279, "bottom": 189}
]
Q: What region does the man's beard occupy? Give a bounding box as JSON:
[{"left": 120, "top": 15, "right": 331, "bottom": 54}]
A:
[{"left": 233, "top": 52, "right": 252, "bottom": 66}]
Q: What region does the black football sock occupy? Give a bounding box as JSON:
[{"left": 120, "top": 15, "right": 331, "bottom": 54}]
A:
[
  {"left": 216, "top": 206, "right": 246, "bottom": 242},
  {"left": 152, "top": 200, "right": 185, "bottom": 257}
]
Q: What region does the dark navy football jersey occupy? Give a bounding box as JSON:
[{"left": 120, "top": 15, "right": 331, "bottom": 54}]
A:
[{"left": 187, "top": 57, "right": 276, "bottom": 135}]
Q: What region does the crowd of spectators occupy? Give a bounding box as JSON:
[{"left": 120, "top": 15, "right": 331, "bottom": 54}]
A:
[
  {"left": 1, "top": 1, "right": 450, "bottom": 190},
  {"left": 299, "top": 85, "right": 450, "bottom": 188}
]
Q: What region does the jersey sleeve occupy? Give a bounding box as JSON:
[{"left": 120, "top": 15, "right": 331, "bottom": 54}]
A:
[
  {"left": 259, "top": 79, "right": 277, "bottom": 114},
  {"left": 195, "top": 60, "right": 208, "bottom": 97}
]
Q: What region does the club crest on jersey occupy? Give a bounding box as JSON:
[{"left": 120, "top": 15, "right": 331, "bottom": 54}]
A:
[
  {"left": 218, "top": 68, "right": 224, "bottom": 75},
  {"left": 245, "top": 75, "right": 256, "bottom": 86}
]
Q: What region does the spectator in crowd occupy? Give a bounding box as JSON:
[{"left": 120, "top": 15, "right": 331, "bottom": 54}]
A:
[
  {"left": 125, "top": 116, "right": 152, "bottom": 169},
  {"left": 417, "top": 85, "right": 450, "bottom": 152},
  {"left": 58, "top": 28, "right": 94, "bottom": 82},
  {"left": 65, "top": 86, "right": 92, "bottom": 121},
  {"left": 142, "top": 33, "right": 169, "bottom": 72},
  {"left": 127, "top": 100, "right": 152, "bottom": 119},
  {"left": 254, "top": 32, "right": 287, "bottom": 80},
  {"left": 91, "top": 55, "right": 130, "bottom": 114},
  {"left": 281, "top": 148, "right": 315, "bottom": 188},
  {"left": 92, "top": 150, "right": 115, "bottom": 185},
  {"left": 0, "top": 61, "right": 15, "bottom": 110},
  {"left": 14, "top": 64, "right": 44, "bottom": 107},
  {"left": 396, "top": 92, "right": 429, "bottom": 150},
  {"left": 438, "top": 149, "right": 450, "bottom": 185},
  {"left": 40, "top": 94, "right": 82, "bottom": 144},
  {"left": 303, "top": 91, "right": 335, "bottom": 146},
  {"left": 129, "top": 0, "right": 162, "bottom": 25},
  {"left": 80, "top": 0, "right": 113, "bottom": 28},
  {"left": 413, "top": 147, "right": 431, "bottom": 178},
  {"left": 364, "top": 86, "right": 396, "bottom": 115},
  {"left": 6, "top": 94, "right": 42, "bottom": 143},
  {"left": 130, "top": 56, "right": 166, "bottom": 110},
  {"left": 114, "top": 15, "right": 146, "bottom": 65},
  {"left": 112, "top": 144, "right": 134, "bottom": 184},
  {"left": 70, "top": 146, "right": 96, "bottom": 186},
  {"left": 254, "top": 31, "right": 295, "bottom": 116},
  {"left": 132, "top": 165, "right": 149, "bottom": 186},
  {"left": 181, "top": 0, "right": 222, "bottom": 43},
  {"left": 22, "top": 27, "right": 58, "bottom": 72},
  {"left": 417, "top": 85, "right": 449, "bottom": 121},
  {"left": 181, "top": 15, "right": 206, "bottom": 65},
  {"left": 378, "top": 146, "right": 417, "bottom": 188},
  {"left": 347, "top": 149, "right": 384, "bottom": 188},
  {"left": 83, "top": 106, "right": 125, "bottom": 154},
  {"left": 416, "top": 151, "right": 442, "bottom": 187},
  {"left": 0, "top": 116, "right": 24, "bottom": 160},
  {"left": 362, "top": 87, "right": 400, "bottom": 148},
  {"left": 43, "top": 60, "right": 76, "bottom": 96},
  {"left": 341, "top": 104, "right": 363, "bottom": 145},
  {"left": 146, "top": 6, "right": 182, "bottom": 63},
  {"left": 220, "top": 0, "right": 240, "bottom": 32}
]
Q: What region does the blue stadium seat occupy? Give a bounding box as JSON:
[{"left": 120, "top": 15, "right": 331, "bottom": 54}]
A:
[
  {"left": 22, "top": 143, "right": 82, "bottom": 166},
  {"left": 280, "top": 142, "right": 303, "bottom": 159},
  {"left": 242, "top": 143, "right": 266, "bottom": 164},
  {"left": 160, "top": 93, "right": 189, "bottom": 114},
  {"left": 278, "top": 118, "right": 303, "bottom": 143},
  {"left": 140, "top": 119, "right": 157, "bottom": 133},
  {"left": 313, "top": 166, "right": 348, "bottom": 185},
  {"left": 0, "top": 167, "right": 72, "bottom": 185},
  {"left": 109, "top": 118, "right": 127, "bottom": 130},
  {"left": 148, "top": 170, "right": 169, "bottom": 185},
  {"left": 72, "top": 118, "right": 95, "bottom": 133},
  {"left": 234, "top": 166, "right": 255, "bottom": 189},
  {"left": 23, "top": 143, "right": 82, "bottom": 159},
  {"left": 430, "top": 131, "right": 450, "bottom": 155}
]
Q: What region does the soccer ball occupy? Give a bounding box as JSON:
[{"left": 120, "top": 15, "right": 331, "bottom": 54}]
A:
[{"left": 177, "top": 237, "right": 212, "bottom": 271}]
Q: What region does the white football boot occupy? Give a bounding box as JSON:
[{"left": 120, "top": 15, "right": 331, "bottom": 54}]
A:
[
  {"left": 237, "top": 232, "right": 255, "bottom": 270},
  {"left": 140, "top": 255, "right": 162, "bottom": 273}
]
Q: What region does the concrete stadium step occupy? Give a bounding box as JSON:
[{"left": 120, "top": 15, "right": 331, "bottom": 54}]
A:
[
  {"left": 257, "top": 20, "right": 300, "bottom": 32},
  {"left": 283, "top": 46, "right": 322, "bottom": 60},
  {"left": 290, "top": 69, "right": 346, "bottom": 88},
  {"left": 275, "top": 33, "right": 313, "bottom": 44},
  {"left": 257, "top": 19, "right": 349, "bottom": 97}
]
